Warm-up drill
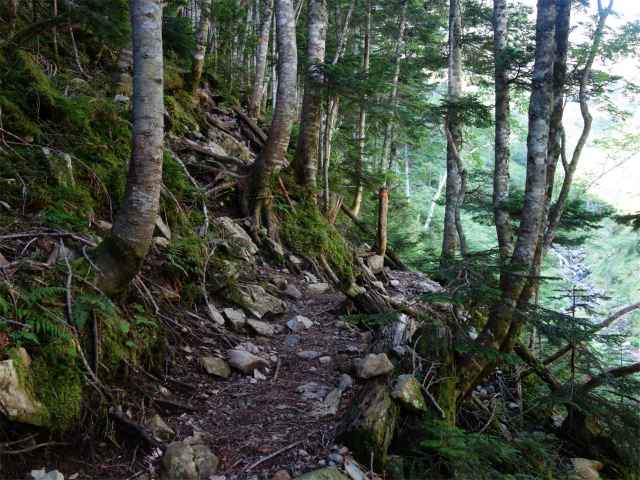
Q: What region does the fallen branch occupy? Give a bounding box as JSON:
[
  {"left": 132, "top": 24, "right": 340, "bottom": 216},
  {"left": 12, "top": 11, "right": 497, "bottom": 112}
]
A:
[
  {"left": 178, "top": 141, "right": 247, "bottom": 168},
  {"left": 0, "top": 231, "right": 96, "bottom": 246},
  {"left": 108, "top": 411, "right": 165, "bottom": 452},
  {"left": 0, "top": 442, "right": 68, "bottom": 455},
  {"left": 152, "top": 397, "right": 195, "bottom": 412},
  {"left": 243, "top": 440, "right": 301, "bottom": 472},
  {"left": 278, "top": 177, "right": 296, "bottom": 214},
  {"left": 206, "top": 113, "right": 242, "bottom": 141},
  {"left": 233, "top": 106, "right": 268, "bottom": 143},
  {"left": 272, "top": 358, "right": 282, "bottom": 384}
]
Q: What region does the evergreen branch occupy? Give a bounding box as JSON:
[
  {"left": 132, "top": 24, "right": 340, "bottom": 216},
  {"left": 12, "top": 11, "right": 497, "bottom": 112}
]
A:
[{"left": 580, "top": 362, "right": 640, "bottom": 394}]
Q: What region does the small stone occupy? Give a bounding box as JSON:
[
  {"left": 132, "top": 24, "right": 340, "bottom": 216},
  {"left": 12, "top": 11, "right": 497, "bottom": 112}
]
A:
[
  {"left": 283, "top": 335, "right": 301, "bottom": 346},
  {"left": 264, "top": 237, "right": 284, "bottom": 255},
  {"left": 328, "top": 454, "right": 344, "bottom": 464},
  {"left": 355, "top": 353, "right": 394, "bottom": 379},
  {"left": 390, "top": 374, "right": 427, "bottom": 413},
  {"left": 206, "top": 306, "right": 226, "bottom": 326},
  {"left": 283, "top": 285, "right": 302, "bottom": 300},
  {"left": 508, "top": 402, "right": 520, "bottom": 410},
  {"left": 309, "top": 367, "right": 317, "bottom": 372},
  {"left": 246, "top": 319, "right": 275, "bottom": 337},
  {"left": 163, "top": 442, "right": 219, "bottom": 480},
  {"left": 223, "top": 308, "right": 246, "bottom": 332},
  {"left": 270, "top": 355, "right": 278, "bottom": 362},
  {"left": 338, "top": 446, "right": 349, "bottom": 454},
  {"left": 145, "top": 413, "right": 174, "bottom": 435},
  {"left": 389, "top": 280, "right": 400, "bottom": 288},
  {"left": 309, "top": 389, "right": 341, "bottom": 418},
  {"left": 337, "top": 374, "right": 353, "bottom": 392},
  {"left": 318, "top": 460, "right": 326, "bottom": 466},
  {"left": 254, "top": 369, "right": 267, "bottom": 381},
  {"left": 287, "top": 316, "right": 313, "bottom": 332},
  {"left": 297, "top": 351, "right": 321, "bottom": 360},
  {"left": 227, "top": 349, "right": 269, "bottom": 375},
  {"left": 308, "top": 283, "right": 329, "bottom": 294},
  {"left": 153, "top": 236, "right": 170, "bottom": 248},
  {"left": 571, "top": 458, "right": 604, "bottom": 479},
  {"left": 298, "top": 449, "right": 309, "bottom": 457},
  {"left": 319, "top": 356, "right": 331, "bottom": 364},
  {"left": 113, "top": 94, "right": 129, "bottom": 102},
  {"left": 199, "top": 357, "right": 231, "bottom": 379},
  {"left": 272, "top": 470, "right": 291, "bottom": 480},
  {"left": 334, "top": 320, "right": 352, "bottom": 330},
  {"left": 210, "top": 476, "right": 227, "bottom": 480},
  {"left": 390, "top": 346, "right": 407, "bottom": 358}
]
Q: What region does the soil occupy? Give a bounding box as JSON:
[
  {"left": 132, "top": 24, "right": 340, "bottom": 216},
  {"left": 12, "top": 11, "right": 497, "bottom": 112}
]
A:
[{"left": 2, "top": 259, "right": 429, "bottom": 480}]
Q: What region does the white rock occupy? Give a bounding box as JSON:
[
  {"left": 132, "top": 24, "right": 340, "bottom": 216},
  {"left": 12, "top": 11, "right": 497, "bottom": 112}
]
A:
[
  {"left": 283, "top": 285, "right": 302, "bottom": 299},
  {"left": 366, "top": 255, "right": 385, "bottom": 274},
  {"left": 253, "top": 369, "right": 267, "bottom": 381},
  {"left": 145, "top": 413, "right": 174, "bottom": 435},
  {"left": 211, "top": 217, "right": 258, "bottom": 254},
  {"left": 287, "top": 315, "right": 313, "bottom": 332},
  {"left": 308, "top": 283, "right": 329, "bottom": 294},
  {"left": 355, "top": 353, "right": 394, "bottom": 379},
  {"left": 0, "top": 360, "right": 43, "bottom": 425},
  {"left": 571, "top": 458, "right": 604, "bottom": 479},
  {"left": 227, "top": 349, "right": 268, "bottom": 375},
  {"left": 206, "top": 306, "right": 226, "bottom": 326}
]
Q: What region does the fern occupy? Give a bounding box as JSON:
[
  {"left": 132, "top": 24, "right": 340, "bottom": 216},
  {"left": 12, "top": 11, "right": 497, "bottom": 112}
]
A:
[{"left": 133, "top": 315, "right": 157, "bottom": 327}]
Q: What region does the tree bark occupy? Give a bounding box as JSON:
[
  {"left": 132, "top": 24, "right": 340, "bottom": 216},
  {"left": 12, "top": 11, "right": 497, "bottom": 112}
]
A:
[
  {"left": 249, "top": 0, "right": 274, "bottom": 118},
  {"left": 108, "top": 43, "right": 134, "bottom": 97},
  {"left": 95, "top": 0, "right": 164, "bottom": 295},
  {"left": 424, "top": 172, "right": 446, "bottom": 231},
  {"left": 493, "top": 0, "right": 513, "bottom": 257},
  {"left": 454, "top": 0, "right": 559, "bottom": 404},
  {"left": 404, "top": 145, "right": 410, "bottom": 202},
  {"left": 293, "top": 0, "right": 327, "bottom": 198},
  {"left": 374, "top": 188, "right": 388, "bottom": 257},
  {"left": 380, "top": 2, "right": 407, "bottom": 172},
  {"left": 248, "top": 0, "right": 297, "bottom": 234},
  {"left": 185, "top": 0, "right": 212, "bottom": 95},
  {"left": 441, "top": 0, "right": 463, "bottom": 259}
]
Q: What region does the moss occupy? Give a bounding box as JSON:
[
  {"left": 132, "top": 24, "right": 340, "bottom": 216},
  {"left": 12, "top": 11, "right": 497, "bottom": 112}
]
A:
[
  {"left": 281, "top": 201, "right": 354, "bottom": 279},
  {"left": 0, "top": 97, "right": 41, "bottom": 141}
]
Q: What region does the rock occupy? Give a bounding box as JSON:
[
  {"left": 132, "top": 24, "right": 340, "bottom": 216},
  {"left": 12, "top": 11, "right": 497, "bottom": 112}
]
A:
[
  {"left": 264, "top": 238, "right": 284, "bottom": 255},
  {"left": 319, "top": 356, "right": 331, "bottom": 364},
  {"left": 287, "top": 316, "right": 313, "bottom": 332},
  {"left": 334, "top": 321, "right": 353, "bottom": 330},
  {"left": 42, "top": 148, "right": 75, "bottom": 189},
  {"left": 154, "top": 215, "right": 172, "bottom": 240},
  {"left": 219, "top": 283, "right": 286, "bottom": 319},
  {"left": 327, "top": 454, "right": 344, "bottom": 464},
  {"left": 389, "top": 346, "right": 407, "bottom": 358},
  {"left": 223, "top": 308, "right": 246, "bottom": 332},
  {"left": 303, "top": 271, "right": 318, "bottom": 283},
  {"left": 163, "top": 442, "right": 219, "bottom": 480},
  {"left": 338, "top": 374, "right": 354, "bottom": 392},
  {"left": 295, "top": 381, "right": 328, "bottom": 400},
  {"left": 343, "top": 456, "right": 383, "bottom": 480},
  {"left": 389, "top": 280, "right": 400, "bottom": 288},
  {"left": 288, "top": 254, "right": 302, "bottom": 265},
  {"left": 508, "top": 402, "right": 520, "bottom": 410},
  {"left": 154, "top": 236, "right": 170, "bottom": 248},
  {"left": 0, "top": 253, "right": 8, "bottom": 267},
  {"left": 157, "top": 286, "right": 180, "bottom": 303},
  {"left": 297, "top": 351, "right": 321, "bottom": 360},
  {"left": 308, "top": 283, "right": 329, "bottom": 294},
  {"left": 293, "top": 467, "right": 350, "bottom": 480},
  {"left": 273, "top": 470, "right": 292, "bottom": 480},
  {"left": 207, "top": 129, "right": 250, "bottom": 163},
  {"left": 145, "top": 413, "right": 174, "bottom": 435},
  {"left": 310, "top": 389, "right": 341, "bottom": 418},
  {"left": 199, "top": 357, "right": 231, "bottom": 379},
  {"left": 206, "top": 306, "right": 226, "bottom": 326},
  {"left": 210, "top": 476, "right": 227, "bottom": 480},
  {"left": 238, "top": 341, "right": 260, "bottom": 355},
  {"left": 254, "top": 369, "right": 267, "bottom": 381},
  {"left": 283, "top": 335, "right": 301, "bottom": 346},
  {"left": 113, "top": 94, "right": 129, "bottom": 102},
  {"left": 390, "top": 374, "right": 427, "bottom": 413},
  {"left": 27, "top": 470, "right": 64, "bottom": 480},
  {"left": 0, "top": 359, "right": 43, "bottom": 425},
  {"left": 246, "top": 319, "right": 275, "bottom": 337},
  {"left": 211, "top": 217, "right": 258, "bottom": 254},
  {"left": 94, "top": 220, "right": 113, "bottom": 237},
  {"left": 227, "top": 349, "right": 268, "bottom": 375},
  {"left": 283, "top": 285, "right": 303, "bottom": 300},
  {"left": 571, "top": 458, "right": 604, "bottom": 479},
  {"left": 271, "top": 276, "right": 287, "bottom": 289},
  {"left": 355, "top": 353, "right": 394, "bottom": 379},
  {"left": 415, "top": 281, "right": 443, "bottom": 294},
  {"left": 13, "top": 347, "right": 31, "bottom": 370},
  {"left": 366, "top": 255, "right": 385, "bottom": 274}
]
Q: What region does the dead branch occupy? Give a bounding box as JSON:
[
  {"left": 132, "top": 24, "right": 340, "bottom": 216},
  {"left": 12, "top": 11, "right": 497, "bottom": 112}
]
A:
[
  {"left": 0, "top": 231, "right": 96, "bottom": 246},
  {"left": 108, "top": 411, "right": 165, "bottom": 452},
  {"left": 0, "top": 442, "right": 68, "bottom": 455},
  {"left": 277, "top": 177, "right": 296, "bottom": 214},
  {"left": 233, "top": 106, "right": 268, "bottom": 143},
  {"left": 178, "top": 141, "right": 248, "bottom": 168},
  {"left": 151, "top": 397, "right": 195, "bottom": 412},
  {"left": 243, "top": 440, "right": 301, "bottom": 472}
]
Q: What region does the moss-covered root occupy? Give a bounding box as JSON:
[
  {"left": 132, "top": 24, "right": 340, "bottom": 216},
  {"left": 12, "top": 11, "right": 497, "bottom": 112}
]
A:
[{"left": 336, "top": 375, "right": 400, "bottom": 472}]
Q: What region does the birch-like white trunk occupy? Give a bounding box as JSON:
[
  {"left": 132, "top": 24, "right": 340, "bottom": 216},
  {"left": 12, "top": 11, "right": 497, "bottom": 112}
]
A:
[
  {"left": 96, "top": 0, "right": 164, "bottom": 295},
  {"left": 293, "top": 0, "right": 327, "bottom": 198},
  {"left": 186, "top": 0, "right": 212, "bottom": 95},
  {"left": 424, "top": 172, "right": 446, "bottom": 231},
  {"left": 249, "top": 0, "right": 274, "bottom": 118}
]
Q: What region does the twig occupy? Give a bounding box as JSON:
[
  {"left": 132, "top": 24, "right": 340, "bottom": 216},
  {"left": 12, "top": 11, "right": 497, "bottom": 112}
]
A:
[
  {"left": 82, "top": 245, "right": 103, "bottom": 276},
  {"left": 108, "top": 412, "right": 165, "bottom": 452},
  {"left": 242, "top": 440, "right": 301, "bottom": 472},
  {"left": 421, "top": 385, "right": 445, "bottom": 419},
  {"left": 0, "top": 317, "right": 32, "bottom": 329},
  {"left": 151, "top": 397, "right": 195, "bottom": 412},
  {"left": 0, "top": 442, "right": 68, "bottom": 455},
  {"left": 67, "top": 23, "right": 85, "bottom": 76},
  {"left": 272, "top": 358, "right": 282, "bottom": 384},
  {"left": 0, "top": 231, "right": 96, "bottom": 246},
  {"left": 277, "top": 177, "right": 296, "bottom": 214},
  {"left": 0, "top": 433, "right": 38, "bottom": 448}
]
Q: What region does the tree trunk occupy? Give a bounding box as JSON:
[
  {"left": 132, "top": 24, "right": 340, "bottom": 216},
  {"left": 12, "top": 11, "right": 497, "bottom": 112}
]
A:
[
  {"left": 185, "top": 0, "right": 212, "bottom": 95},
  {"left": 380, "top": 2, "right": 407, "bottom": 172},
  {"left": 454, "top": 0, "right": 559, "bottom": 404},
  {"left": 424, "top": 172, "right": 446, "bottom": 231},
  {"left": 249, "top": 0, "right": 274, "bottom": 119},
  {"left": 95, "top": 0, "right": 164, "bottom": 295},
  {"left": 404, "top": 145, "right": 410, "bottom": 202},
  {"left": 493, "top": 0, "right": 513, "bottom": 257},
  {"left": 293, "top": 0, "right": 327, "bottom": 198},
  {"left": 108, "top": 43, "right": 134, "bottom": 97},
  {"left": 248, "top": 0, "right": 297, "bottom": 235},
  {"left": 440, "top": 0, "right": 463, "bottom": 259},
  {"left": 374, "top": 187, "right": 388, "bottom": 257}
]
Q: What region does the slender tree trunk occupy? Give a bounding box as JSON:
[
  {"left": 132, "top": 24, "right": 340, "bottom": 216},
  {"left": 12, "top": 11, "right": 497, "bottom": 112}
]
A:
[
  {"left": 108, "top": 43, "right": 134, "bottom": 97},
  {"left": 454, "top": 0, "right": 559, "bottom": 404},
  {"left": 493, "top": 0, "right": 513, "bottom": 257},
  {"left": 374, "top": 188, "right": 388, "bottom": 256},
  {"left": 445, "top": 124, "right": 467, "bottom": 256},
  {"left": 95, "top": 0, "right": 164, "bottom": 295},
  {"left": 249, "top": 0, "right": 274, "bottom": 118},
  {"left": 351, "top": 3, "right": 370, "bottom": 217},
  {"left": 404, "top": 145, "right": 410, "bottom": 202},
  {"left": 293, "top": 0, "right": 327, "bottom": 198},
  {"left": 185, "top": 0, "right": 212, "bottom": 95},
  {"left": 380, "top": 2, "right": 407, "bottom": 172},
  {"left": 248, "top": 0, "right": 297, "bottom": 235},
  {"left": 441, "top": 0, "right": 463, "bottom": 259},
  {"left": 424, "top": 172, "right": 446, "bottom": 231}
]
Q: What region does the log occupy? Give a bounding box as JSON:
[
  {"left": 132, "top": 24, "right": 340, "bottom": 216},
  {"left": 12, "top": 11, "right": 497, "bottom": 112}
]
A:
[
  {"left": 239, "top": 122, "right": 264, "bottom": 150},
  {"left": 340, "top": 203, "right": 410, "bottom": 271},
  {"left": 233, "top": 106, "right": 268, "bottom": 143},
  {"left": 178, "top": 141, "right": 248, "bottom": 168},
  {"left": 205, "top": 113, "right": 244, "bottom": 142}
]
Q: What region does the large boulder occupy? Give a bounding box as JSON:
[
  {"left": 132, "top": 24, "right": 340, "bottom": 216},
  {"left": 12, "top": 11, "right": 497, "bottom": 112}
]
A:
[
  {"left": 390, "top": 374, "right": 427, "bottom": 413},
  {"left": 163, "top": 442, "right": 219, "bottom": 480},
  {"left": 0, "top": 359, "right": 43, "bottom": 426},
  {"left": 211, "top": 217, "right": 258, "bottom": 255},
  {"left": 218, "top": 283, "right": 286, "bottom": 318}
]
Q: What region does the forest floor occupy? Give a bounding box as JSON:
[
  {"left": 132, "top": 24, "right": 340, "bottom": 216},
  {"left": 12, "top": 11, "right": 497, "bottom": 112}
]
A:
[{"left": 2, "top": 258, "right": 430, "bottom": 480}]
